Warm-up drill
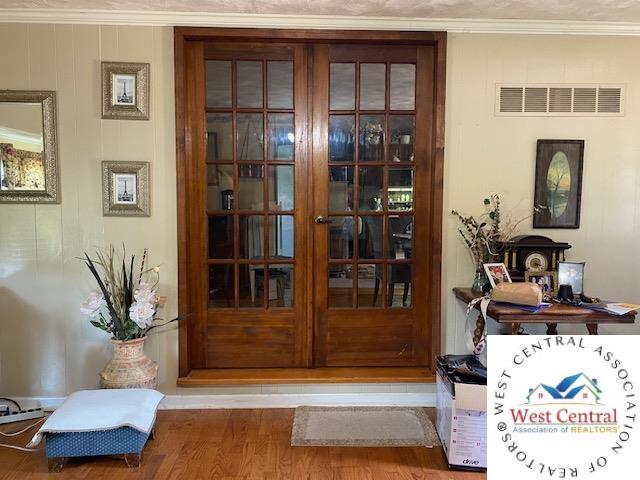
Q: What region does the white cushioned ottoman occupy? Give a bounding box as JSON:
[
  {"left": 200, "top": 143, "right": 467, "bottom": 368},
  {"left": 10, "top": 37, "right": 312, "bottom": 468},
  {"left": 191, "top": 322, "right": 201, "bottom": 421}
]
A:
[{"left": 28, "top": 389, "right": 164, "bottom": 472}]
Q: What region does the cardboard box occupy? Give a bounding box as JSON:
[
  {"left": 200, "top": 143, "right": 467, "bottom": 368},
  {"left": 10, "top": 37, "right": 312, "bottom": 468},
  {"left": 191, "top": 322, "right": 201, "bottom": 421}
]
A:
[{"left": 436, "top": 357, "right": 487, "bottom": 470}]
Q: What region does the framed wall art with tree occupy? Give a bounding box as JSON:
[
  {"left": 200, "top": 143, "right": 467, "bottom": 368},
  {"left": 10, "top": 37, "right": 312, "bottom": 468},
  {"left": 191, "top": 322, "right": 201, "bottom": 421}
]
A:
[{"left": 533, "top": 139, "right": 584, "bottom": 229}]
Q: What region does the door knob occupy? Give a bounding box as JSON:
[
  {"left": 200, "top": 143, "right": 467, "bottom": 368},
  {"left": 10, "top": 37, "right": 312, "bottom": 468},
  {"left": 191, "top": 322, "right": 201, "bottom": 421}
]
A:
[{"left": 315, "top": 216, "right": 331, "bottom": 224}]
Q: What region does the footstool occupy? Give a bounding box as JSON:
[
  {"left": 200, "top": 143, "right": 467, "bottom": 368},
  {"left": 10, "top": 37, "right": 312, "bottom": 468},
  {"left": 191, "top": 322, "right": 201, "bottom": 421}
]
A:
[{"left": 28, "top": 389, "right": 164, "bottom": 472}]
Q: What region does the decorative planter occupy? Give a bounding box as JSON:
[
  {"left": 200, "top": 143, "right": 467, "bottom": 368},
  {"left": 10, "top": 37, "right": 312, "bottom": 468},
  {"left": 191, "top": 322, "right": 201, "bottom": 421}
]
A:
[{"left": 99, "top": 337, "right": 158, "bottom": 389}]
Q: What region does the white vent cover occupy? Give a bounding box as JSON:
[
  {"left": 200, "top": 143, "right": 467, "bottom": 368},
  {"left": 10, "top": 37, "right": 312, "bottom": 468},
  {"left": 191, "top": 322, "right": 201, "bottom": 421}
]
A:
[{"left": 496, "top": 84, "right": 625, "bottom": 116}]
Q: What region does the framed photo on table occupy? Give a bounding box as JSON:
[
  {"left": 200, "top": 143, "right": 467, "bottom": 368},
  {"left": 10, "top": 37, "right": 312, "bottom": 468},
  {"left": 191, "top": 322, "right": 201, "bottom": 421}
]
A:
[
  {"left": 525, "top": 270, "right": 559, "bottom": 295},
  {"left": 101, "top": 161, "right": 150, "bottom": 217},
  {"left": 558, "top": 261, "right": 585, "bottom": 294},
  {"left": 101, "top": 62, "right": 150, "bottom": 120},
  {"left": 483, "top": 262, "right": 512, "bottom": 288}
]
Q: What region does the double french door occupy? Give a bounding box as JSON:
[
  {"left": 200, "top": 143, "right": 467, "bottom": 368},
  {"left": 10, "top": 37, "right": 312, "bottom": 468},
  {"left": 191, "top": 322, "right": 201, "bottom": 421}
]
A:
[{"left": 177, "top": 29, "right": 445, "bottom": 377}]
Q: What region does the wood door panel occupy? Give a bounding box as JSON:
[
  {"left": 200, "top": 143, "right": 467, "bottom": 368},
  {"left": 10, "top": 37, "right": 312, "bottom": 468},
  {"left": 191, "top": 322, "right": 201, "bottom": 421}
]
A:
[
  {"left": 326, "top": 331, "right": 415, "bottom": 366},
  {"left": 206, "top": 324, "right": 297, "bottom": 368},
  {"left": 326, "top": 310, "right": 414, "bottom": 324},
  {"left": 325, "top": 314, "right": 414, "bottom": 366},
  {"left": 204, "top": 43, "right": 295, "bottom": 60},
  {"left": 329, "top": 45, "right": 417, "bottom": 62}
]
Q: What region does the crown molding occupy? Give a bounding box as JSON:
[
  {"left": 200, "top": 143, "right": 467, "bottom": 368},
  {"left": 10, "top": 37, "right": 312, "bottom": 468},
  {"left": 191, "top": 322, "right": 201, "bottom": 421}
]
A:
[{"left": 1, "top": 8, "right": 640, "bottom": 35}]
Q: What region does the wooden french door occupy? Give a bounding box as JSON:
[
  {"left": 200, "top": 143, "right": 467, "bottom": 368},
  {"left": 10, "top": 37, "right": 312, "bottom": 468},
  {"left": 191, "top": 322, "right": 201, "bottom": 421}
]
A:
[
  {"left": 181, "top": 41, "right": 311, "bottom": 369},
  {"left": 176, "top": 29, "right": 444, "bottom": 377},
  {"left": 312, "top": 45, "right": 435, "bottom": 366}
]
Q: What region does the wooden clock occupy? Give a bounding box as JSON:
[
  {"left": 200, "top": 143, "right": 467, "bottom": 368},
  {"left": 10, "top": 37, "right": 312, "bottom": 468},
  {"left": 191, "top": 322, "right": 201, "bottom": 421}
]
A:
[{"left": 498, "top": 235, "right": 571, "bottom": 281}]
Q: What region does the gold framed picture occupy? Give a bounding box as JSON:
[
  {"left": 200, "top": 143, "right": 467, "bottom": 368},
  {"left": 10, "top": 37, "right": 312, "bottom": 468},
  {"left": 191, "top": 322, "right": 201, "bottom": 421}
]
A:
[
  {"left": 101, "top": 62, "right": 150, "bottom": 120},
  {"left": 524, "top": 270, "right": 559, "bottom": 296},
  {"left": 101, "top": 161, "right": 150, "bottom": 217}
]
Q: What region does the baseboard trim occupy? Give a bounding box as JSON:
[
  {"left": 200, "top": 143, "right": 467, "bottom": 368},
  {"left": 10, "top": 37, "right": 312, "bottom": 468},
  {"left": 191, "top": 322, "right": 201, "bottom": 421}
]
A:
[
  {"left": 10, "top": 392, "right": 436, "bottom": 410},
  {"left": 160, "top": 392, "right": 436, "bottom": 409}
]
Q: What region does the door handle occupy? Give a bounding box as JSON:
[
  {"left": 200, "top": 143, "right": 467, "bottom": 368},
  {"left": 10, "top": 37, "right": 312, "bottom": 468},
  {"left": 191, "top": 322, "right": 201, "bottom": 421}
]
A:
[{"left": 315, "top": 216, "right": 331, "bottom": 224}]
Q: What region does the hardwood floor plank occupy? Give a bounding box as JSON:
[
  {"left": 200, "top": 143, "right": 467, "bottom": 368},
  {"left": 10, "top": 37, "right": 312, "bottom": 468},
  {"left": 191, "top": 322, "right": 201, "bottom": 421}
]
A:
[{"left": 0, "top": 409, "right": 486, "bottom": 480}]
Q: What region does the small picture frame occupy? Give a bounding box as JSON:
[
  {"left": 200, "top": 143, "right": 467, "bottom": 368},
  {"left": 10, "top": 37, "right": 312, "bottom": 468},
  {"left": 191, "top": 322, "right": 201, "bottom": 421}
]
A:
[
  {"left": 483, "top": 262, "right": 512, "bottom": 288},
  {"left": 558, "top": 261, "right": 585, "bottom": 294},
  {"left": 101, "top": 161, "right": 150, "bottom": 217},
  {"left": 525, "top": 270, "right": 559, "bottom": 295},
  {"left": 101, "top": 62, "right": 150, "bottom": 120}
]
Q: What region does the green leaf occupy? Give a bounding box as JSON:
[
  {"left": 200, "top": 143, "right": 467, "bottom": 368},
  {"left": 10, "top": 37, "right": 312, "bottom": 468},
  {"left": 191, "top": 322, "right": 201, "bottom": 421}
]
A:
[
  {"left": 90, "top": 320, "right": 108, "bottom": 332},
  {"left": 84, "top": 253, "right": 124, "bottom": 339}
]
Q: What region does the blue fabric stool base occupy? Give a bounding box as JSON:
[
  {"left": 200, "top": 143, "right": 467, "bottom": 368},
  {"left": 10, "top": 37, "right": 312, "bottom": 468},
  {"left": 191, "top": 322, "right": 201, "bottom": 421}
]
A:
[{"left": 45, "top": 426, "right": 153, "bottom": 472}]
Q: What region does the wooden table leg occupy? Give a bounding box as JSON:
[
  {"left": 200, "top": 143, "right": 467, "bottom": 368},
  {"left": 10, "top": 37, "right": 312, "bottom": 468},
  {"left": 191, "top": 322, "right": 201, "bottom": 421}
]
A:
[
  {"left": 473, "top": 312, "right": 485, "bottom": 347},
  {"left": 586, "top": 323, "right": 598, "bottom": 335},
  {"left": 510, "top": 322, "right": 521, "bottom": 335},
  {"left": 546, "top": 323, "right": 558, "bottom": 335}
]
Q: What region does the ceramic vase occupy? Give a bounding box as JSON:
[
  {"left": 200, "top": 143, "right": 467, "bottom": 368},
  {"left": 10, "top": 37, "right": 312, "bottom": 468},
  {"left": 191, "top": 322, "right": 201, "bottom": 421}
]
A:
[{"left": 99, "top": 337, "right": 158, "bottom": 389}]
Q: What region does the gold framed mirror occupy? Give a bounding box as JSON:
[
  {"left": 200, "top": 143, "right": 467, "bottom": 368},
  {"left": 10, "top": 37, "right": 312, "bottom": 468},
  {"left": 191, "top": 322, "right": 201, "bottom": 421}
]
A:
[{"left": 0, "top": 90, "right": 60, "bottom": 203}]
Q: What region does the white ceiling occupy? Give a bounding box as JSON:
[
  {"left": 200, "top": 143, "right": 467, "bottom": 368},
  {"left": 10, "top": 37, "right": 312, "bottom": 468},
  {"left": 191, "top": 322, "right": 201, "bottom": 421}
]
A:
[{"left": 3, "top": 0, "right": 640, "bottom": 23}]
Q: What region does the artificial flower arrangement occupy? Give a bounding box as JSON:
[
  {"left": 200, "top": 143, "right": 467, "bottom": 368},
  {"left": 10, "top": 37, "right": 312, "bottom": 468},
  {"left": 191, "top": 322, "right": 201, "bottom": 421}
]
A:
[
  {"left": 451, "top": 194, "right": 541, "bottom": 267},
  {"left": 80, "top": 246, "right": 172, "bottom": 341},
  {"left": 451, "top": 194, "right": 503, "bottom": 267}
]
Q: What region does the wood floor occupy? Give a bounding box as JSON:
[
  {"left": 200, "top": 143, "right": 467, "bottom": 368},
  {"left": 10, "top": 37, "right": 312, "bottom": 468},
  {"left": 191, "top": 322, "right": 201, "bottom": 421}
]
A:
[{"left": 0, "top": 409, "right": 486, "bottom": 479}]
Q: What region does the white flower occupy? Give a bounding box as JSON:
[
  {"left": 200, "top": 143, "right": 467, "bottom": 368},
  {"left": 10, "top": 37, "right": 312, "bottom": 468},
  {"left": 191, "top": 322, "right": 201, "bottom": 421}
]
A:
[
  {"left": 80, "top": 291, "right": 106, "bottom": 318},
  {"left": 129, "top": 301, "right": 155, "bottom": 329},
  {"left": 134, "top": 282, "right": 158, "bottom": 304},
  {"left": 153, "top": 265, "right": 160, "bottom": 273}
]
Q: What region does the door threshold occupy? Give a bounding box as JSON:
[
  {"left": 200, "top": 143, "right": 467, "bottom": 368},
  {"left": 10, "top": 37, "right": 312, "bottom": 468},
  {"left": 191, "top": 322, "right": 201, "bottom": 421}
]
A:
[{"left": 177, "top": 367, "right": 434, "bottom": 386}]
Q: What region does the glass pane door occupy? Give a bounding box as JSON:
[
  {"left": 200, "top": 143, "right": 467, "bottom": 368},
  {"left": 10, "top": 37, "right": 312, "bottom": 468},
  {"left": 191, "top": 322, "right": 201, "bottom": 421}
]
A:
[
  {"left": 327, "top": 60, "right": 415, "bottom": 308},
  {"left": 201, "top": 44, "right": 308, "bottom": 368},
  {"left": 313, "top": 44, "right": 433, "bottom": 367}
]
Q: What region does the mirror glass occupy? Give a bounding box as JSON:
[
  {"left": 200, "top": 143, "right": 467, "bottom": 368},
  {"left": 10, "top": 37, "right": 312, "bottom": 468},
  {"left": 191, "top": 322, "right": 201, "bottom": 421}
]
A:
[{"left": 0, "top": 102, "right": 45, "bottom": 191}]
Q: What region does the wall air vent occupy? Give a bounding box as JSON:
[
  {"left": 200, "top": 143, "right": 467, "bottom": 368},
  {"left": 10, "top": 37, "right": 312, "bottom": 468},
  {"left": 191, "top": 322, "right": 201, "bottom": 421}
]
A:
[{"left": 496, "top": 84, "right": 624, "bottom": 116}]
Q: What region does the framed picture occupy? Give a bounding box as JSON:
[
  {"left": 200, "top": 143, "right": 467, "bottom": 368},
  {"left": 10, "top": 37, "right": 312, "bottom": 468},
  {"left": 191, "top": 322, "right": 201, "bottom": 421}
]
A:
[
  {"left": 533, "top": 139, "right": 584, "bottom": 229},
  {"left": 101, "top": 161, "right": 150, "bottom": 217},
  {"left": 113, "top": 173, "right": 137, "bottom": 204},
  {"left": 525, "top": 270, "right": 559, "bottom": 295},
  {"left": 483, "top": 262, "right": 512, "bottom": 288},
  {"left": 101, "top": 62, "right": 150, "bottom": 120},
  {"left": 558, "top": 261, "right": 585, "bottom": 294}
]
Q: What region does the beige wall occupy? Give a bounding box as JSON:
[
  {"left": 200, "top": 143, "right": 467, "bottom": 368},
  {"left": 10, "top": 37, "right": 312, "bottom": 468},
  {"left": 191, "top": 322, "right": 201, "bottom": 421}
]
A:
[
  {"left": 443, "top": 33, "right": 640, "bottom": 352},
  {"left": 0, "top": 24, "right": 179, "bottom": 397},
  {"left": 1, "top": 25, "right": 639, "bottom": 399}
]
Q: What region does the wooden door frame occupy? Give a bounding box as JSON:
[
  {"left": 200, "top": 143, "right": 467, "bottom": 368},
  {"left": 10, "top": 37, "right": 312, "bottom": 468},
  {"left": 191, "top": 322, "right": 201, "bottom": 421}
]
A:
[{"left": 175, "top": 27, "right": 446, "bottom": 381}]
